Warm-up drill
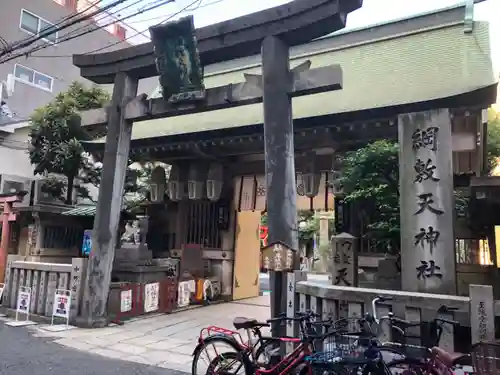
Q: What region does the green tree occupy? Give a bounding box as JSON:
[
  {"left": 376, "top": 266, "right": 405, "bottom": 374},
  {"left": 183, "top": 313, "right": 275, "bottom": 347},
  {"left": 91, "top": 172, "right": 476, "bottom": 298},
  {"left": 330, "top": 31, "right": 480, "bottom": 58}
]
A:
[
  {"left": 339, "top": 140, "right": 400, "bottom": 251},
  {"left": 339, "top": 111, "right": 500, "bottom": 252},
  {"left": 29, "top": 82, "right": 110, "bottom": 204},
  {"left": 28, "top": 81, "right": 152, "bottom": 207},
  {"left": 487, "top": 107, "right": 500, "bottom": 174}
]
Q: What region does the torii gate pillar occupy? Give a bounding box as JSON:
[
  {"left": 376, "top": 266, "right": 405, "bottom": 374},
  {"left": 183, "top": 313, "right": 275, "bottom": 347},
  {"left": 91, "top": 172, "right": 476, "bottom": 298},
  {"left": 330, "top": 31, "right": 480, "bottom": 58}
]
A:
[{"left": 0, "top": 192, "right": 26, "bottom": 282}]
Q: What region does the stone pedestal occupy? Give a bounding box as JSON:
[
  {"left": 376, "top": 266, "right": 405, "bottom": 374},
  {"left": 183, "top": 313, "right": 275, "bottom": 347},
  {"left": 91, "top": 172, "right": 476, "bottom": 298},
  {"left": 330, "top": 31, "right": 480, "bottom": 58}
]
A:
[
  {"left": 112, "top": 258, "right": 179, "bottom": 284},
  {"left": 375, "top": 255, "right": 401, "bottom": 290},
  {"left": 398, "top": 109, "right": 456, "bottom": 294}
]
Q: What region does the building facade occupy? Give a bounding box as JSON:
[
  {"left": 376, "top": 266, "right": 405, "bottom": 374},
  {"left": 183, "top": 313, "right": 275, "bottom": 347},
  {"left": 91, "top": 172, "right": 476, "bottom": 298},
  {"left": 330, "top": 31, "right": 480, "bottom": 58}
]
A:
[{"left": 0, "top": 0, "right": 156, "bottom": 118}]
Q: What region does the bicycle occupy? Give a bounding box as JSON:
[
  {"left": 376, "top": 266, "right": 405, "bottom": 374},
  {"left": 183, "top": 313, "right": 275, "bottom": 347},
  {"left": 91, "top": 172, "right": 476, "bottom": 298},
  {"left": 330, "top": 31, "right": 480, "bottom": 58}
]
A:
[
  {"left": 203, "top": 314, "right": 363, "bottom": 375},
  {"left": 192, "top": 311, "right": 331, "bottom": 375},
  {"left": 368, "top": 296, "right": 472, "bottom": 374}
]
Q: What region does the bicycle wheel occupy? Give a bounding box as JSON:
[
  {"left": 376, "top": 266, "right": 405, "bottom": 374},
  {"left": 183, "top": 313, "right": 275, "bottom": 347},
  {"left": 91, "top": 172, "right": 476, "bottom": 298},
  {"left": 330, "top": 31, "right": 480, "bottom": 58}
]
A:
[
  {"left": 254, "top": 340, "right": 281, "bottom": 368},
  {"left": 192, "top": 336, "right": 244, "bottom": 375},
  {"left": 385, "top": 358, "right": 438, "bottom": 375},
  {"left": 206, "top": 352, "right": 248, "bottom": 375}
]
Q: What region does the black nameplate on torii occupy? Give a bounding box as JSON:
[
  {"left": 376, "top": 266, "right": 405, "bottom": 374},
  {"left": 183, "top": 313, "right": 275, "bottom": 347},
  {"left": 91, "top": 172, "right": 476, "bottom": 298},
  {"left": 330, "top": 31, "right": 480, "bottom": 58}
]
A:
[{"left": 72, "top": 0, "right": 362, "bottom": 84}]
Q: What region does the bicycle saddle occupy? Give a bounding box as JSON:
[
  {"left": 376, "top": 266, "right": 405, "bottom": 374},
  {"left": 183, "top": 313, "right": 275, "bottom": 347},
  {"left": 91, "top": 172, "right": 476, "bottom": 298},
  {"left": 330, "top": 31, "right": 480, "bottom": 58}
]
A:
[
  {"left": 233, "top": 317, "right": 266, "bottom": 330},
  {"left": 431, "top": 347, "right": 471, "bottom": 367}
]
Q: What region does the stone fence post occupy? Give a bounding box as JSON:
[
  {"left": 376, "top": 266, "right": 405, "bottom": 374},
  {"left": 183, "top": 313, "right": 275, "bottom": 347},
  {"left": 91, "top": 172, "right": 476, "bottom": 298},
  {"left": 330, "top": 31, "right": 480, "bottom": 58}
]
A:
[
  {"left": 469, "top": 284, "right": 495, "bottom": 344},
  {"left": 329, "top": 233, "right": 358, "bottom": 287}
]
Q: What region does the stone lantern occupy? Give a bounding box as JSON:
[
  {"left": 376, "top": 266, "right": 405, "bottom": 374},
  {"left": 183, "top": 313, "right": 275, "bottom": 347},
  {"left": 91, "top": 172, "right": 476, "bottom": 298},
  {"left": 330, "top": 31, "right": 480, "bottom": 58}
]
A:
[
  {"left": 187, "top": 162, "right": 208, "bottom": 200},
  {"left": 167, "top": 164, "right": 187, "bottom": 201},
  {"left": 150, "top": 166, "right": 167, "bottom": 203},
  {"left": 206, "top": 163, "right": 224, "bottom": 201},
  {"left": 301, "top": 152, "right": 320, "bottom": 198}
]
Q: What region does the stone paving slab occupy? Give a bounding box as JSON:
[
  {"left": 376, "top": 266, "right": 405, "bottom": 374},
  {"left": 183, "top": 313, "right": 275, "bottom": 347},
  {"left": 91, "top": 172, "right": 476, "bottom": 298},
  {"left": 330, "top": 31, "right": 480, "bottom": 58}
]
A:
[{"left": 28, "top": 296, "right": 271, "bottom": 372}]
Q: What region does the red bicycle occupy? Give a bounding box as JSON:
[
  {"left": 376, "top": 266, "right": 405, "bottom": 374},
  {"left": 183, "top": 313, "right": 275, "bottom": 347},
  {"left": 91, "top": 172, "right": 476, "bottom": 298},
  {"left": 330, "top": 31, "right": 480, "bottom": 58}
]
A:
[{"left": 191, "top": 311, "right": 335, "bottom": 375}]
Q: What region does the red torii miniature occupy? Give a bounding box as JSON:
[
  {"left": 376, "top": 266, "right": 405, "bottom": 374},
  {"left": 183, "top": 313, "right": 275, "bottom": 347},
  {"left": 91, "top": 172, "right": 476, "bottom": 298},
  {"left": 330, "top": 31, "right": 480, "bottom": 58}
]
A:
[{"left": 0, "top": 191, "right": 27, "bottom": 282}]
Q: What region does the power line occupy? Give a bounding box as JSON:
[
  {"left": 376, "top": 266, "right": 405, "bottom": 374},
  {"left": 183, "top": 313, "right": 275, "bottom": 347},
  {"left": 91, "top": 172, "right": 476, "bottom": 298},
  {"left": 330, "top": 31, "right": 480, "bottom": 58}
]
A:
[
  {"left": 1, "top": 0, "right": 216, "bottom": 62},
  {"left": 81, "top": 0, "right": 203, "bottom": 55},
  {"left": 0, "top": 0, "right": 175, "bottom": 64},
  {"left": 2, "top": 0, "right": 105, "bottom": 53},
  {"left": 123, "top": 0, "right": 226, "bottom": 24},
  {"left": 31, "top": 0, "right": 222, "bottom": 59},
  {"left": 58, "top": 0, "right": 203, "bottom": 51},
  {"left": 57, "top": 0, "right": 157, "bottom": 44},
  {"left": 0, "top": 0, "right": 134, "bottom": 57}
]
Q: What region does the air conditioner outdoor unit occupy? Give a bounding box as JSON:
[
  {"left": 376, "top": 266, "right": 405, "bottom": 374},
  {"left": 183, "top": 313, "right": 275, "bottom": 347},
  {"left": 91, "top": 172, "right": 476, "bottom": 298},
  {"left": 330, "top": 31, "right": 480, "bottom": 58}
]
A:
[
  {"left": 33, "top": 176, "right": 77, "bottom": 206},
  {"left": 0, "top": 174, "right": 33, "bottom": 206}
]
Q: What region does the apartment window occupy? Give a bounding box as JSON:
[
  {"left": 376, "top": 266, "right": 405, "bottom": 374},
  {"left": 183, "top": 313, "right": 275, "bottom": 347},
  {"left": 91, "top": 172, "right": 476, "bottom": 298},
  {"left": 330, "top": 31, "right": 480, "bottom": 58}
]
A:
[
  {"left": 19, "top": 10, "right": 58, "bottom": 43},
  {"left": 14, "top": 64, "right": 54, "bottom": 91}
]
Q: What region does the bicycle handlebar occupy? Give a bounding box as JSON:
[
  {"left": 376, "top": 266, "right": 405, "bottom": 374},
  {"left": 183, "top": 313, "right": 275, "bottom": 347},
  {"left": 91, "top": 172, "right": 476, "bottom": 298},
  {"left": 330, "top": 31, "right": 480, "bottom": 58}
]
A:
[
  {"left": 434, "top": 317, "right": 459, "bottom": 326},
  {"left": 266, "top": 310, "right": 321, "bottom": 324},
  {"left": 371, "top": 296, "right": 393, "bottom": 323}
]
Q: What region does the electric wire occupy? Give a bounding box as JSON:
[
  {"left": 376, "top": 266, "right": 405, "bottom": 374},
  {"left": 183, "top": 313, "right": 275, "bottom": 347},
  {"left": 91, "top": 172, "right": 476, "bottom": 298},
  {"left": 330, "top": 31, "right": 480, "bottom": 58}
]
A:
[
  {"left": 0, "top": 0, "right": 135, "bottom": 57},
  {"left": 57, "top": 0, "right": 160, "bottom": 43},
  {"left": 32, "top": 0, "right": 225, "bottom": 58},
  {"left": 0, "top": 0, "right": 176, "bottom": 64},
  {"left": 0, "top": 0, "right": 215, "bottom": 62},
  {"left": 1, "top": 0, "right": 105, "bottom": 53},
  {"left": 80, "top": 0, "right": 203, "bottom": 55}
]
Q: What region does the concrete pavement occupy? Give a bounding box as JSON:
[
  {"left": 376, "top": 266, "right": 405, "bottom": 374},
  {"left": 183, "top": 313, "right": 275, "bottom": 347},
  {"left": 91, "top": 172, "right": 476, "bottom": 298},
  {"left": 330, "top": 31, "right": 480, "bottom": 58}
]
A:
[
  {"left": 1, "top": 273, "right": 328, "bottom": 373},
  {"left": 27, "top": 295, "right": 271, "bottom": 373},
  {"left": 0, "top": 319, "right": 187, "bottom": 375}
]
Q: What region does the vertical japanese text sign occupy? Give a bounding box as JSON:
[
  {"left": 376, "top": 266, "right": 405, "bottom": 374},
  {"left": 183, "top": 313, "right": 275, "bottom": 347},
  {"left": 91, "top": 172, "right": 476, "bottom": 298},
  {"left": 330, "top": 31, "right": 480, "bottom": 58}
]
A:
[
  {"left": 330, "top": 233, "right": 357, "bottom": 287},
  {"left": 398, "top": 109, "right": 456, "bottom": 294}
]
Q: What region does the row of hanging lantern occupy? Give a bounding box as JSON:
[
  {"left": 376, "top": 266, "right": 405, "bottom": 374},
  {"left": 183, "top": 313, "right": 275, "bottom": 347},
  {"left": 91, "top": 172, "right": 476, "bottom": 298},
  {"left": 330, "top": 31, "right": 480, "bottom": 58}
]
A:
[
  {"left": 296, "top": 152, "right": 343, "bottom": 197},
  {"left": 149, "top": 153, "right": 341, "bottom": 202},
  {"left": 149, "top": 162, "right": 225, "bottom": 203}
]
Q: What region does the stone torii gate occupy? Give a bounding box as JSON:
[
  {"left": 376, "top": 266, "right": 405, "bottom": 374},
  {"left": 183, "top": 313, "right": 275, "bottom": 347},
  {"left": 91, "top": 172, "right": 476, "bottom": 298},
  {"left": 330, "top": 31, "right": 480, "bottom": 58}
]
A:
[{"left": 74, "top": 0, "right": 363, "bottom": 328}]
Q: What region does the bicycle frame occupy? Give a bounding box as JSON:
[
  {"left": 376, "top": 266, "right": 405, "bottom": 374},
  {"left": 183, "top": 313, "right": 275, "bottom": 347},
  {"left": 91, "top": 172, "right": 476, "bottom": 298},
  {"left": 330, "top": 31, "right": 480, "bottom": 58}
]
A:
[{"left": 253, "top": 338, "right": 313, "bottom": 375}]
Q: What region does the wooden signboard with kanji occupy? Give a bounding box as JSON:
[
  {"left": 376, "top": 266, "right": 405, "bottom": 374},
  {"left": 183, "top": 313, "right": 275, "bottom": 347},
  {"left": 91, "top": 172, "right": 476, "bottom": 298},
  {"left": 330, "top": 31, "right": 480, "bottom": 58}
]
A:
[{"left": 261, "top": 241, "right": 296, "bottom": 272}]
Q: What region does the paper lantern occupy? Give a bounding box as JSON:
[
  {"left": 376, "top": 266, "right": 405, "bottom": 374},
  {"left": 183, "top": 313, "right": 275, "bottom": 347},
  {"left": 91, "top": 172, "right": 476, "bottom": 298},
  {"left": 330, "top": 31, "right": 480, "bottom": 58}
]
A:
[
  {"left": 206, "top": 163, "right": 224, "bottom": 201},
  {"left": 150, "top": 166, "right": 167, "bottom": 203},
  {"left": 167, "top": 164, "right": 187, "bottom": 201},
  {"left": 187, "top": 162, "right": 208, "bottom": 200},
  {"left": 301, "top": 152, "right": 320, "bottom": 198}
]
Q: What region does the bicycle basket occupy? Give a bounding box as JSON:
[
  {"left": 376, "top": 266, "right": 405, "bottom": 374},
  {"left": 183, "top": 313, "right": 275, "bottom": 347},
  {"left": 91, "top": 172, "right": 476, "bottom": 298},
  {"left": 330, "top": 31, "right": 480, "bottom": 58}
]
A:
[
  {"left": 308, "top": 333, "right": 368, "bottom": 368},
  {"left": 331, "top": 317, "right": 372, "bottom": 334},
  {"left": 472, "top": 341, "right": 500, "bottom": 375}
]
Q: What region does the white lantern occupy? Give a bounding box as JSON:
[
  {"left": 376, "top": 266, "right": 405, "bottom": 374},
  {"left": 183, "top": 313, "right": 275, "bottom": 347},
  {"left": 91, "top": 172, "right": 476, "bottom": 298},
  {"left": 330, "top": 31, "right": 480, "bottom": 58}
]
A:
[
  {"left": 206, "top": 163, "right": 224, "bottom": 201},
  {"left": 167, "top": 164, "right": 187, "bottom": 201},
  {"left": 150, "top": 166, "right": 167, "bottom": 203},
  {"left": 302, "top": 152, "right": 320, "bottom": 198},
  {"left": 187, "top": 162, "right": 208, "bottom": 200}
]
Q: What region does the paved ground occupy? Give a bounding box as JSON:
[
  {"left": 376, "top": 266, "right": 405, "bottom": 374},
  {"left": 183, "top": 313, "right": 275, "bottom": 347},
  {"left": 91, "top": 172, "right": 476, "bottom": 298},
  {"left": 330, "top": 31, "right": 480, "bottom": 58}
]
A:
[
  {"left": 0, "top": 273, "right": 328, "bottom": 373},
  {"left": 27, "top": 295, "right": 271, "bottom": 373},
  {"left": 0, "top": 319, "right": 187, "bottom": 375}
]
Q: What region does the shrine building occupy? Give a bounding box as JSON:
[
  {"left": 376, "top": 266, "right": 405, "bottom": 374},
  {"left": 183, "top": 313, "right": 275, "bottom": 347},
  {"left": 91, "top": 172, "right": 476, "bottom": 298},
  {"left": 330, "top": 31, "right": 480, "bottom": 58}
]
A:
[{"left": 82, "top": 4, "right": 497, "bottom": 300}]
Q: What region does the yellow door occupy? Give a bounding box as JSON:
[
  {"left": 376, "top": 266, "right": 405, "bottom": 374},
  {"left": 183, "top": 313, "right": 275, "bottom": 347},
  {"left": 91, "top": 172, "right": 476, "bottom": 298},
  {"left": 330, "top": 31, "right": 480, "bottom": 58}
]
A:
[{"left": 233, "top": 211, "right": 261, "bottom": 300}]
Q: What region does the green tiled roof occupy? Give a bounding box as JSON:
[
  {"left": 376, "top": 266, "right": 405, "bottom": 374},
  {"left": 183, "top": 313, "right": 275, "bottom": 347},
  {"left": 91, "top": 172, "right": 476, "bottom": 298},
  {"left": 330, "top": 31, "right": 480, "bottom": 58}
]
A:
[
  {"left": 93, "top": 19, "right": 496, "bottom": 143},
  {"left": 62, "top": 205, "right": 96, "bottom": 217}
]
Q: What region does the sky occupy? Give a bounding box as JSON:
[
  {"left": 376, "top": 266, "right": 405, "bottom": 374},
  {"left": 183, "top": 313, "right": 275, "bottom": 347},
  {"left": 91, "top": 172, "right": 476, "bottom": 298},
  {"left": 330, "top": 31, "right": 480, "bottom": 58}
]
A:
[{"left": 113, "top": 0, "right": 499, "bottom": 74}]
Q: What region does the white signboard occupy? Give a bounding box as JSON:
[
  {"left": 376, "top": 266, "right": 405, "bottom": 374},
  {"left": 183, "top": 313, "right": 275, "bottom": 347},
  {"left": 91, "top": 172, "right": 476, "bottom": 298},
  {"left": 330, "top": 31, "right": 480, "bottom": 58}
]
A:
[
  {"left": 52, "top": 289, "right": 71, "bottom": 320},
  {"left": 144, "top": 282, "right": 159, "bottom": 313},
  {"left": 120, "top": 289, "right": 132, "bottom": 312},
  {"left": 16, "top": 286, "right": 31, "bottom": 321}
]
